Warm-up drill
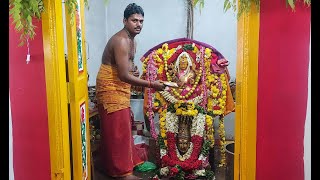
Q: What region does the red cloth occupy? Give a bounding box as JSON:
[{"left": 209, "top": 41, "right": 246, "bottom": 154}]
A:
[
  {"left": 134, "top": 143, "right": 149, "bottom": 162},
  {"left": 98, "top": 105, "right": 144, "bottom": 177},
  {"left": 257, "top": 1, "right": 310, "bottom": 179}
]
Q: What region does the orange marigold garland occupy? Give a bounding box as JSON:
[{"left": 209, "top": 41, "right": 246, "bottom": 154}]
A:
[{"left": 218, "top": 115, "right": 226, "bottom": 167}]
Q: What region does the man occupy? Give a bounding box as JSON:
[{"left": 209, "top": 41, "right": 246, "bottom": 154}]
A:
[{"left": 96, "top": 3, "right": 165, "bottom": 180}]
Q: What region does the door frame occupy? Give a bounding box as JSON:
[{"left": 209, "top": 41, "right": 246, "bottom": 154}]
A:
[
  {"left": 42, "top": 0, "right": 90, "bottom": 179},
  {"left": 234, "top": 4, "right": 259, "bottom": 180},
  {"left": 42, "top": 1, "right": 259, "bottom": 180},
  {"left": 42, "top": 0, "right": 72, "bottom": 179}
]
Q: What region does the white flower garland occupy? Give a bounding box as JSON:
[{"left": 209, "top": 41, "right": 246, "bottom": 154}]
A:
[
  {"left": 194, "top": 169, "right": 206, "bottom": 176},
  {"left": 161, "top": 111, "right": 207, "bottom": 161},
  {"left": 198, "top": 154, "right": 206, "bottom": 161},
  {"left": 192, "top": 113, "right": 206, "bottom": 137},
  {"left": 165, "top": 111, "right": 206, "bottom": 136},
  {"left": 193, "top": 169, "right": 216, "bottom": 180},
  {"left": 160, "top": 148, "right": 167, "bottom": 159},
  {"left": 159, "top": 90, "right": 203, "bottom": 105},
  {"left": 165, "top": 111, "right": 178, "bottom": 133},
  {"left": 159, "top": 166, "right": 170, "bottom": 176}
]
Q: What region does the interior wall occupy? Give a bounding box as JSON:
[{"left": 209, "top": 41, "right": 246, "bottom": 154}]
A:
[
  {"left": 84, "top": 0, "right": 107, "bottom": 86},
  {"left": 85, "top": 0, "right": 237, "bottom": 85},
  {"left": 193, "top": 0, "right": 237, "bottom": 81},
  {"left": 105, "top": 0, "right": 186, "bottom": 79}
]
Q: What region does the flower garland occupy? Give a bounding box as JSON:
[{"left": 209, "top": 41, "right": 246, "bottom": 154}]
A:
[
  {"left": 155, "top": 103, "right": 215, "bottom": 179},
  {"left": 218, "top": 116, "right": 227, "bottom": 167},
  {"left": 161, "top": 132, "right": 203, "bottom": 171},
  {"left": 203, "top": 47, "right": 228, "bottom": 116},
  {"left": 142, "top": 41, "right": 230, "bottom": 178},
  {"left": 157, "top": 136, "right": 214, "bottom": 179},
  {"left": 205, "top": 114, "right": 215, "bottom": 148},
  {"left": 202, "top": 47, "right": 227, "bottom": 166},
  {"left": 159, "top": 110, "right": 166, "bottom": 130},
  {"left": 159, "top": 90, "right": 203, "bottom": 105},
  {"left": 199, "top": 46, "right": 208, "bottom": 109},
  {"left": 208, "top": 73, "right": 228, "bottom": 115},
  {"left": 146, "top": 51, "right": 159, "bottom": 139}
]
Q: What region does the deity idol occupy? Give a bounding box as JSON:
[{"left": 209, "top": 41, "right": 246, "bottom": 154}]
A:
[{"left": 172, "top": 52, "right": 201, "bottom": 98}]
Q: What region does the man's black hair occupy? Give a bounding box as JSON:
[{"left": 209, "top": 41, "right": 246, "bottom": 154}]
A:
[{"left": 124, "top": 3, "right": 144, "bottom": 19}]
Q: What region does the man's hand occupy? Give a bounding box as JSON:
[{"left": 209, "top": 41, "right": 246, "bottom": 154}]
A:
[{"left": 152, "top": 80, "right": 165, "bottom": 91}]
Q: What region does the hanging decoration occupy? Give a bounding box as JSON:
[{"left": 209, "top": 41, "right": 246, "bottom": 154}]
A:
[
  {"left": 223, "top": 0, "right": 311, "bottom": 18},
  {"left": 26, "top": 38, "right": 31, "bottom": 64},
  {"left": 9, "top": 0, "right": 310, "bottom": 48},
  {"left": 9, "top": 0, "right": 44, "bottom": 47}
]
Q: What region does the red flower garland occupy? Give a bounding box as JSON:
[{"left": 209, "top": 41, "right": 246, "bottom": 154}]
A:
[{"left": 161, "top": 132, "right": 204, "bottom": 171}]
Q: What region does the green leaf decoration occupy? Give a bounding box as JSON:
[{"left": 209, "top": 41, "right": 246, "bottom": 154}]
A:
[
  {"left": 304, "top": 0, "right": 311, "bottom": 5},
  {"left": 224, "top": 0, "right": 304, "bottom": 18},
  {"left": 193, "top": 0, "right": 199, "bottom": 6},
  {"left": 9, "top": 0, "right": 45, "bottom": 46},
  {"left": 182, "top": 44, "right": 194, "bottom": 51},
  {"left": 84, "top": 0, "right": 89, "bottom": 9},
  {"left": 9, "top": 0, "right": 311, "bottom": 47},
  {"left": 192, "top": 0, "right": 205, "bottom": 13},
  {"left": 287, "top": 0, "right": 295, "bottom": 10},
  {"left": 223, "top": 0, "right": 231, "bottom": 12}
]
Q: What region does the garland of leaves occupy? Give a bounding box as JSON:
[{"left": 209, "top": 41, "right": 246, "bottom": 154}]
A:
[
  {"left": 194, "top": 0, "right": 311, "bottom": 19},
  {"left": 9, "top": 0, "right": 311, "bottom": 46},
  {"left": 9, "top": 0, "right": 89, "bottom": 46},
  {"left": 9, "top": 0, "right": 44, "bottom": 46},
  {"left": 223, "top": 0, "right": 311, "bottom": 18}
]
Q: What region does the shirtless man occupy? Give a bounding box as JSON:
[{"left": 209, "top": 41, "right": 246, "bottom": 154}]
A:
[{"left": 96, "top": 3, "right": 164, "bottom": 180}]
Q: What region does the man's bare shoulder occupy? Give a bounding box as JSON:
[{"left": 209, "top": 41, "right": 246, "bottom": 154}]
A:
[{"left": 108, "top": 31, "right": 128, "bottom": 47}]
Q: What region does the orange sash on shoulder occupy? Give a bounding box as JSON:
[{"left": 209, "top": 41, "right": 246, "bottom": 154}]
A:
[{"left": 96, "top": 64, "right": 131, "bottom": 114}]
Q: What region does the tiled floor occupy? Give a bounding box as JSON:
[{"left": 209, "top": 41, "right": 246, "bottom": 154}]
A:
[{"left": 91, "top": 142, "right": 233, "bottom": 180}]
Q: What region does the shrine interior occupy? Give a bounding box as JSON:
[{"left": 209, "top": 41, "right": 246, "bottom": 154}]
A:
[{"left": 75, "top": 0, "right": 238, "bottom": 179}]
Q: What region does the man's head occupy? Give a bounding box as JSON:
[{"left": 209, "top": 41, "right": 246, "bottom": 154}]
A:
[
  {"left": 124, "top": 3, "right": 144, "bottom": 19},
  {"left": 123, "top": 3, "right": 144, "bottom": 35}
]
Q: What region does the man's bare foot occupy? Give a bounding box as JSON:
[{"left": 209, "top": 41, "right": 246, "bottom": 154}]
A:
[{"left": 118, "top": 174, "right": 142, "bottom": 180}]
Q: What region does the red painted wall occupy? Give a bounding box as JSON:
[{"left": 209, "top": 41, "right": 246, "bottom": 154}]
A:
[
  {"left": 257, "top": 1, "right": 310, "bottom": 180},
  {"left": 9, "top": 18, "right": 51, "bottom": 180}
]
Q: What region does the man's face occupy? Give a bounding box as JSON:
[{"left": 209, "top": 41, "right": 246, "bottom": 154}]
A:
[{"left": 124, "top": 14, "right": 144, "bottom": 35}]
